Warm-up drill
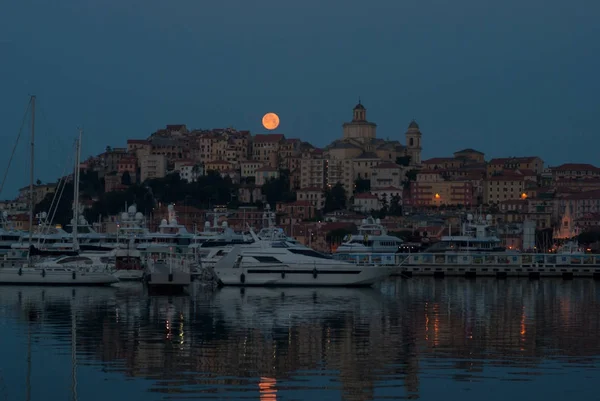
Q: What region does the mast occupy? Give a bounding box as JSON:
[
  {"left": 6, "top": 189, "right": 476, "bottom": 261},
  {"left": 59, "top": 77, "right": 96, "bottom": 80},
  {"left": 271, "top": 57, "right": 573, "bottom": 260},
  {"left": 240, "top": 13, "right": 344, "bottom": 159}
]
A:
[
  {"left": 72, "top": 128, "right": 82, "bottom": 252},
  {"left": 28, "top": 95, "right": 36, "bottom": 247}
]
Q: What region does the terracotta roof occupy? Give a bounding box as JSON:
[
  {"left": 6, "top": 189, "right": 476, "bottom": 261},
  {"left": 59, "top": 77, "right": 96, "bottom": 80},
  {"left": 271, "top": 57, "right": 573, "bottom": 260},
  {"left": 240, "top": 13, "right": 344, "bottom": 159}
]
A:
[
  {"left": 564, "top": 190, "right": 600, "bottom": 200},
  {"left": 553, "top": 163, "right": 599, "bottom": 171},
  {"left": 256, "top": 166, "right": 278, "bottom": 172},
  {"left": 488, "top": 156, "right": 540, "bottom": 165},
  {"left": 454, "top": 148, "right": 484, "bottom": 155},
  {"left": 354, "top": 193, "right": 378, "bottom": 199},
  {"left": 205, "top": 160, "right": 231, "bottom": 165},
  {"left": 374, "top": 162, "right": 401, "bottom": 169},
  {"left": 254, "top": 134, "right": 285, "bottom": 143},
  {"left": 371, "top": 186, "right": 403, "bottom": 191}
]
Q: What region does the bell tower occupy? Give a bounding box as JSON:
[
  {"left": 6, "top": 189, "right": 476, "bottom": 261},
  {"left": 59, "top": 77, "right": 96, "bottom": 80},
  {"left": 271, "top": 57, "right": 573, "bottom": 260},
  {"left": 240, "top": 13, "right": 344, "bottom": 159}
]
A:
[
  {"left": 342, "top": 98, "right": 377, "bottom": 141},
  {"left": 405, "top": 120, "right": 422, "bottom": 165}
]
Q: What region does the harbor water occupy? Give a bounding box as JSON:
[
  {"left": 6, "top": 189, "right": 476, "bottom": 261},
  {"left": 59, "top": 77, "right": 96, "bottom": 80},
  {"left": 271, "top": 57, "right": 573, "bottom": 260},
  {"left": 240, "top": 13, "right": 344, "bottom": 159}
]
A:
[{"left": 0, "top": 278, "right": 599, "bottom": 400}]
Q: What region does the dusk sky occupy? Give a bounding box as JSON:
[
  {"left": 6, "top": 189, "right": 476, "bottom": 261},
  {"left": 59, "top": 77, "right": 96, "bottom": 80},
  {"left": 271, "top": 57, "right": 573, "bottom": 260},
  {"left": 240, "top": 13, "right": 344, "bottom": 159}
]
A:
[{"left": 1, "top": 0, "right": 598, "bottom": 197}]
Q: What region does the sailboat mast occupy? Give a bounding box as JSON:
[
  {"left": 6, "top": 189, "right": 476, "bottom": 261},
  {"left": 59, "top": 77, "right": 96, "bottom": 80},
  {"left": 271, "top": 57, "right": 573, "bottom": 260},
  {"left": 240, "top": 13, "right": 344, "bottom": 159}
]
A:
[
  {"left": 28, "top": 95, "right": 36, "bottom": 246},
  {"left": 72, "top": 128, "right": 82, "bottom": 251}
]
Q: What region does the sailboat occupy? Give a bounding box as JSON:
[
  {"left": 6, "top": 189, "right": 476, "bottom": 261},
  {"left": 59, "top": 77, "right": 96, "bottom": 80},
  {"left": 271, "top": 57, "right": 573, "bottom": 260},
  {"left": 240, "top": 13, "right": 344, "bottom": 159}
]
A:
[{"left": 0, "top": 96, "right": 118, "bottom": 285}]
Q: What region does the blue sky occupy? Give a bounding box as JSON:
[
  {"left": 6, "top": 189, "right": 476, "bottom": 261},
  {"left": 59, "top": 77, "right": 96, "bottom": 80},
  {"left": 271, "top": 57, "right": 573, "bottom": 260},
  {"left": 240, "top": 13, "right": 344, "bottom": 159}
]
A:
[{"left": 1, "top": 0, "right": 598, "bottom": 197}]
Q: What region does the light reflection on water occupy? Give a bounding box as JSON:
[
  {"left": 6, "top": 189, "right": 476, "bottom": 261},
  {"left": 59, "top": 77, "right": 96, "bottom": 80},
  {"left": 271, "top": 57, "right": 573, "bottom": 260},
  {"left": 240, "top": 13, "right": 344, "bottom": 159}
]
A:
[{"left": 0, "top": 278, "right": 599, "bottom": 401}]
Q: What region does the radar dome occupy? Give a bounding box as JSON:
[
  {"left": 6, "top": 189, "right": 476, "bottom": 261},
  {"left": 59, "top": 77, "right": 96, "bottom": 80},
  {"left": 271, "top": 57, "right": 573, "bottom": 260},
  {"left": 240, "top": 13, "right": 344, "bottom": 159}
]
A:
[
  {"left": 362, "top": 219, "right": 367, "bottom": 224},
  {"left": 467, "top": 214, "right": 473, "bottom": 221},
  {"left": 376, "top": 218, "right": 381, "bottom": 224},
  {"left": 222, "top": 221, "right": 228, "bottom": 228},
  {"left": 78, "top": 216, "right": 86, "bottom": 224},
  {"left": 41, "top": 212, "right": 47, "bottom": 218},
  {"left": 486, "top": 214, "right": 492, "bottom": 221},
  {"left": 160, "top": 219, "right": 168, "bottom": 226},
  {"left": 204, "top": 221, "right": 211, "bottom": 228},
  {"left": 170, "top": 218, "right": 177, "bottom": 225},
  {"left": 135, "top": 212, "right": 143, "bottom": 220},
  {"left": 121, "top": 212, "right": 129, "bottom": 221},
  {"left": 128, "top": 205, "right": 136, "bottom": 214},
  {"left": 70, "top": 218, "right": 76, "bottom": 225}
]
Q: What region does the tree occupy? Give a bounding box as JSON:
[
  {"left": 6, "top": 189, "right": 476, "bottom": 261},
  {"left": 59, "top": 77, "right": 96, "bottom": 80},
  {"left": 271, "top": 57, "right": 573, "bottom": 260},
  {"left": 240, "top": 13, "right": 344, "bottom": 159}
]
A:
[
  {"left": 36, "top": 179, "right": 42, "bottom": 185},
  {"left": 404, "top": 169, "right": 417, "bottom": 189},
  {"left": 121, "top": 171, "right": 132, "bottom": 186},
  {"left": 326, "top": 227, "right": 354, "bottom": 243},
  {"left": 388, "top": 194, "right": 403, "bottom": 216},
  {"left": 323, "top": 183, "right": 346, "bottom": 213},
  {"left": 396, "top": 156, "right": 411, "bottom": 167},
  {"left": 34, "top": 182, "right": 74, "bottom": 227},
  {"left": 578, "top": 230, "right": 600, "bottom": 245},
  {"left": 354, "top": 178, "right": 370, "bottom": 193},
  {"left": 261, "top": 171, "right": 296, "bottom": 208}
]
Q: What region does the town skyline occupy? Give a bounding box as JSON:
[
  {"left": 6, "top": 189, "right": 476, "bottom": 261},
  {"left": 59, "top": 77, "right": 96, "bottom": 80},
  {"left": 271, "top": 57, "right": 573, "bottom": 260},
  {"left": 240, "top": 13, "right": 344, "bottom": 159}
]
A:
[
  {"left": 1, "top": 97, "right": 598, "bottom": 199},
  {"left": 2, "top": 0, "right": 599, "bottom": 196}
]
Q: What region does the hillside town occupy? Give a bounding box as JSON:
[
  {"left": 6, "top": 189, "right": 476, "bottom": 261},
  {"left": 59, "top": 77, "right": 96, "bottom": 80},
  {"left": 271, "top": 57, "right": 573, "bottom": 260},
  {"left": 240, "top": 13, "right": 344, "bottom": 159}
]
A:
[{"left": 2, "top": 101, "right": 598, "bottom": 252}]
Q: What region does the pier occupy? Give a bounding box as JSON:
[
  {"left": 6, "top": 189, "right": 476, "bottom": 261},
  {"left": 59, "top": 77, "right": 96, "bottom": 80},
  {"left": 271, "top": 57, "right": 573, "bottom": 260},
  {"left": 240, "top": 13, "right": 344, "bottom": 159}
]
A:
[{"left": 334, "top": 252, "right": 600, "bottom": 279}]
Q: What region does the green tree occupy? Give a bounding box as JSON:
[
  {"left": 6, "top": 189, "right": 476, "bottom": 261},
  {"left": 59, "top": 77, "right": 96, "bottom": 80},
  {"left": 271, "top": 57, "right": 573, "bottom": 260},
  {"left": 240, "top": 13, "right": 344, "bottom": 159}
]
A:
[
  {"left": 396, "top": 156, "right": 411, "bottom": 166},
  {"left": 388, "top": 194, "right": 403, "bottom": 216},
  {"left": 326, "top": 227, "right": 355, "bottom": 243},
  {"left": 323, "top": 183, "right": 346, "bottom": 213},
  {"left": 34, "top": 182, "right": 74, "bottom": 227},
  {"left": 121, "top": 171, "right": 132, "bottom": 186},
  {"left": 261, "top": 170, "right": 295, "bottom": 207},
  {"left": 354, "top": 178, "right": 370, "bottom": 193},
  {"left": 404, "top": 169, "right": 417, "bottom": 189}
]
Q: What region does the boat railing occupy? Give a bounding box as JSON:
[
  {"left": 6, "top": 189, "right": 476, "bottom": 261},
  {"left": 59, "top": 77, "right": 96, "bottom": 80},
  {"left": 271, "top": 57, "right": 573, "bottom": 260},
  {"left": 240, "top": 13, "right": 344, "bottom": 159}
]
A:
[{"left": 333, "top": 252, "right": 600, "bottom": 267}]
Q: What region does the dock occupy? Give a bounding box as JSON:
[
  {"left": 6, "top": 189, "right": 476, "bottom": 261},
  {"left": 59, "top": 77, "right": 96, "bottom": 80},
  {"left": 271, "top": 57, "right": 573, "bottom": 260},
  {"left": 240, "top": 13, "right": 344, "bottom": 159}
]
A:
[
  {"left": 144, "top": 259, "right": 192, "bottom": 294},
  {"left": 334, "top": 252, "right": 600, "bottom": 279}
]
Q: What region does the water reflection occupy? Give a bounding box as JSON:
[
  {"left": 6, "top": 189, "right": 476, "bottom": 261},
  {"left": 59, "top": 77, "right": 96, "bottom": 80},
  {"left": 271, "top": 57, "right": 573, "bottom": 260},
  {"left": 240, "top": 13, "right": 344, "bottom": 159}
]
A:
[{"left": 0, "top": 279, "right": 599, "bottom": 400}]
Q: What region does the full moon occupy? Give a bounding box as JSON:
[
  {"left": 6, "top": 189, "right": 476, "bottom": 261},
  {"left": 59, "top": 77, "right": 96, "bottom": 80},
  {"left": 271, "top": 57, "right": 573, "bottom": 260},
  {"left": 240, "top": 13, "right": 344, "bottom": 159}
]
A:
[{"left": 262, "top": 112, "right": 280, "bottom": 130}]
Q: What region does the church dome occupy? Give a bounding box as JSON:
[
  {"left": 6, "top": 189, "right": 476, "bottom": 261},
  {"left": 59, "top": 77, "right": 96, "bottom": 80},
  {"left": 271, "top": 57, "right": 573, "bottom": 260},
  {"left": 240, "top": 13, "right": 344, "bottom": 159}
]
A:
[
  {"left": 354, "top": 102, "right": 365, "bottom": 110},
  {"left": 408, "top": 120, "right": 419, "bottom": 129}
]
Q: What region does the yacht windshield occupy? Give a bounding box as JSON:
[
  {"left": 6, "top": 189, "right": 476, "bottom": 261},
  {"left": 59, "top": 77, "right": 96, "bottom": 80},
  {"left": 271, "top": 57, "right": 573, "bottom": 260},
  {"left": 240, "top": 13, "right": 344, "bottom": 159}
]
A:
[{"left": 288, "top": 249, "right": 332, "bottom": 259}]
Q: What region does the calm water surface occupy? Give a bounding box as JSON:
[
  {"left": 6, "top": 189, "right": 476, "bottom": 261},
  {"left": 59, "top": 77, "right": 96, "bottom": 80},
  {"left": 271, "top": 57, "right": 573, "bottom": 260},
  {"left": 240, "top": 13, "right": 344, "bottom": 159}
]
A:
[{"left": 0, "top": 278, "right": 599, "bottom": 401}]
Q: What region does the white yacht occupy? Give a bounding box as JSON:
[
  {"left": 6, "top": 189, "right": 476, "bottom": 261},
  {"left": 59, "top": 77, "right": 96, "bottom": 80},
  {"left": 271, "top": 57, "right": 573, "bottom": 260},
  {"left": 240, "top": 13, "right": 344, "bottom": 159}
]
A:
[
  {"left": 0, "top": 212, "right": 23, "bottom": 252},
  {"left": 0, "top": 255, "right": 118, "bottom": 286},
  {"left": 423, "top": 214, "right": 505, "bottom": 253},
  {"left": 211, "top": 244, "right": 394, "bottom": 287},
  {"left": 141, "top": 204, "right": 193, "bottom": 251},
  {"left": 335, "top": 217, "right": 403, "bottom": 254}
]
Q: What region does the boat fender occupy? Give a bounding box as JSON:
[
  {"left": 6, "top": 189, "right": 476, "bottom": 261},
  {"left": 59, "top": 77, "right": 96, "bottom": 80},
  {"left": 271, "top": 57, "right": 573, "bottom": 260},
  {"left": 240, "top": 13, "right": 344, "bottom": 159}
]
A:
[
  {"left": 18, "top": 267, "right": 22, "bottom": 276},
  {"left": 72, "top": 271, "right": 76, "bottom": 280},
  {"left": 312, "top": 268, "right": 318, "bottom": 279},
  {"left": 168, "top": 273, "right": 173, "bottom": 282},
  {"left": 281, "top": 271, "right": 285, "bottom": 279},
  {"left": 41, "top": 269, "right": 46, "bottom": 278},
  {"left": 240, "top": 273, "right": 246, "bottom": 284}
]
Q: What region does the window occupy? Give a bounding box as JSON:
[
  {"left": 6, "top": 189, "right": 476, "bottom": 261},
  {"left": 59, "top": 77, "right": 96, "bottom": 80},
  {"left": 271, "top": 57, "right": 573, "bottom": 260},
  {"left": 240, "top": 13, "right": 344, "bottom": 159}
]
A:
[
  {"left": 288, "top": 249, "right": 332, "bottom": 259},
  {"left": 253, "top": 256, "right": 282, "bottom": 263}
]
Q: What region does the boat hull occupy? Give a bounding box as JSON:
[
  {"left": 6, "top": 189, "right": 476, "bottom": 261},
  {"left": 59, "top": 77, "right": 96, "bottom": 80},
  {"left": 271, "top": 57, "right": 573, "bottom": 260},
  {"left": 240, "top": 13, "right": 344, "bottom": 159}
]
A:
[
  {"left": 114, "top": 269, "right": 144, "bottom": 281},
  {"left": 0, "top": 268, "right": 119, "bottom": 285},
  {"left": 213, "top": 265, "right": 394, "bottom": 287}
]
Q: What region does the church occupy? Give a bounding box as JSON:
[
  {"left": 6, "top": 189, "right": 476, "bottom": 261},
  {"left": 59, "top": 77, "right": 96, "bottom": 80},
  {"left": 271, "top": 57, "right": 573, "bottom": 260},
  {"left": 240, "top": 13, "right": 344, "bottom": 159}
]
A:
[{"left": 322, "top": 100, "right": 423, "bottom": 193}]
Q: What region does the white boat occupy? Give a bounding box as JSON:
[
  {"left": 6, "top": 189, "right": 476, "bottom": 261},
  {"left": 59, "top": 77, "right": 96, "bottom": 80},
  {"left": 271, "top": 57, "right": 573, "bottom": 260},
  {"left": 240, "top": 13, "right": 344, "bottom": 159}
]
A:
[
  {"left": 114, "top": 245, "right": 144, "bottom": 281},
  {"left": 335, "top": 217, "right": 403, "bottom": 254},
  {"left": 211, "top": 245, "right": 394, "bottom": 287},
  {"left": 0, "top": 264, "right": 118, "bottom": 285},
  {"left": 423, "top": 213, "right": 505, "bottom": 253}
]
